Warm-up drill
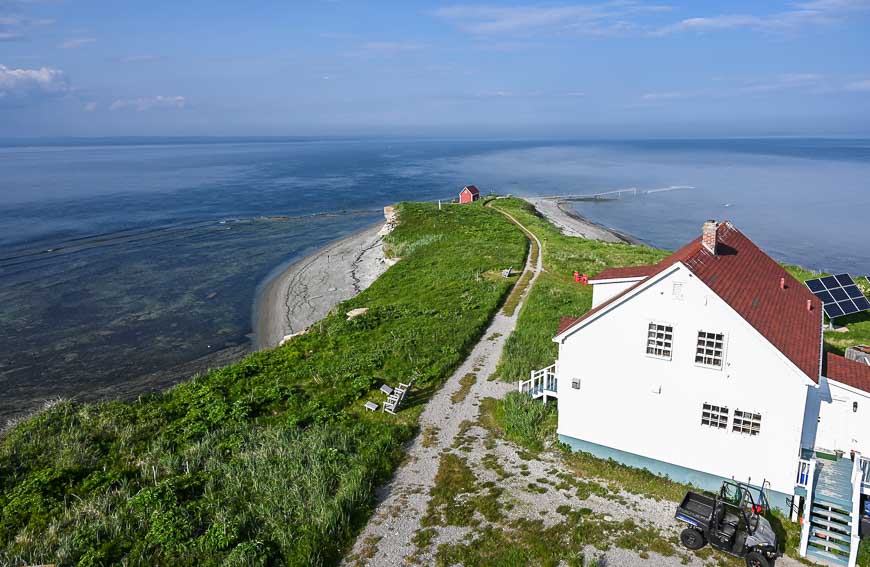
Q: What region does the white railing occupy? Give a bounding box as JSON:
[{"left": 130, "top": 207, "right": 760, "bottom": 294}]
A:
[
  {"left": 519, "top": 363, "right": 558, "bottom": 403},
  {"left": 796, "top": 458, "right": 813, "bottom": 489},
  {"left": 848, "top": 454, "right": 862, "bottom": 567},
  {"left": 799, "top": 457, "right": 817, "bottom": 558},
  {"left": 861, "top": 456, "right": 870, "bottom": 493}
]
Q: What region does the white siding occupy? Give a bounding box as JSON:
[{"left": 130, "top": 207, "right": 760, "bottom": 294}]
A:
[
  {"left": 814, "top": 378, "right": 870, "bottom": 455},
  {"left": 556, "top": 263, "right": 812, "bottom": 497}
]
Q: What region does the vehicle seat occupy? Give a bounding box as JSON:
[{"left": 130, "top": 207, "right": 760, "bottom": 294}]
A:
[{"left": 713, "top": 503, "right": 736, "bottom": 542}]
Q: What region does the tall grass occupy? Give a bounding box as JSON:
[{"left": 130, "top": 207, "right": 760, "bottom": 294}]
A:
[
  {"left": 0, "top": 202, "right": 527, "bottom": 566},
  {"left": 484, "top": 392, "right": 556, "bottom": 452}
]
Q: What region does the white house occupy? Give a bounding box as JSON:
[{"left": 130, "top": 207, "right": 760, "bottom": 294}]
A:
[{"left": 522, "top": 220, "right": 870, "bottom": 566}]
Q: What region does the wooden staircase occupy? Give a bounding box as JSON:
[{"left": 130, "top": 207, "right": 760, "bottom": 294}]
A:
[{"left": 802, "top": 455, "right": 862, "bottom": 567}]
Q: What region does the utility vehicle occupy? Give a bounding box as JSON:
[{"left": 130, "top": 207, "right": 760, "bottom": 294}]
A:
[{"left": 675, "top": 481, "right": 781, "bottom": 567}]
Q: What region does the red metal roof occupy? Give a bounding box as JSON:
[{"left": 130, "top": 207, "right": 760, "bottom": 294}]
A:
[
  {"left": 463, "top": 185, "right": 480, "bottom": 195},
  {"left": 591, "top": 265, "right": 659, "bottom": 280},
  {"left": 557, "top": 316, "right": 579, "bottom": 335},
  {"left": 823, "top": 352, "right": 870, "bottom": 393},
  {"left": 557, "top": 222, "right": 823, "bottom": 382}
]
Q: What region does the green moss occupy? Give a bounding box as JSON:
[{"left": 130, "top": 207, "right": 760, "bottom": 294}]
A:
[
  {"left": 422, "top": 453, "right": 503, "bottom": 527},
  {"left": 450, "top": 373, "right": 477, "bottom": 404}
]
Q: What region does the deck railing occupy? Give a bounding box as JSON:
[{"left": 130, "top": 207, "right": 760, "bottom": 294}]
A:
[
  {"left": 849, "top": 454, "right": 862, "bottom": 567},
  {"left": 519, "top": 363, "right": 558, "bottom": 403},
  {"left": 795, "top": 458, "right": 813, "bottom": 489},
  {"left": 861, "top": 456, "right": 870, "bottom": 493},
  {"left": 798, "top": 457, "right": 817, "bottom": 558}
]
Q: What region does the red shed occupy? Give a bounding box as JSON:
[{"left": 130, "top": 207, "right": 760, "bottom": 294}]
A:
[{"left": 459, "top": 185, "right": 480, "bottom": 204}]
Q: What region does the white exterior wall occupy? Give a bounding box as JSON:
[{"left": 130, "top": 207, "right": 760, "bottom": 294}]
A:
[
  {"left": 590, "top": 278, "right": 645, "bottom": 308},
  {"left": 813, "top": 378, "right": 870, "bottom": 456},
  {"left": 557, "top": 263, "right": 814, "bottom": 497}
]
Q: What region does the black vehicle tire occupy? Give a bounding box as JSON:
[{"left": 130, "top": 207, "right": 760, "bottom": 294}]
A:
[
  {"left": 680, "top": 528, "right": 706, "bottom": 550},
  {"left": 745, "top": 551, "right": 770, "bottom": 567}
]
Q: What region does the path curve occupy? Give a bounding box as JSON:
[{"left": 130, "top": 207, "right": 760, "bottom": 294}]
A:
[{"left": 342, "top": 204, "right": 543, "bottom": 566}]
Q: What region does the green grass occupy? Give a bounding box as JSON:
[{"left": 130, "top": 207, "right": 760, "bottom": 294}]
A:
[
  {"left": 488, "top": 198, "right": 667, "bottom": 383},
  {"left": 0, "top": 202, "right": 527, "bottom": 567},
  {"left": 450, "top": 373, "right": 478, "bottom": 403},
  {"left": 480, "top": 393, "right": 556, "bottom": 453}
]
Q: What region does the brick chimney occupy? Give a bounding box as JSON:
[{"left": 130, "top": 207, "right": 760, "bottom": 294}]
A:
[{"left": 702, "top": 220, "right": 718, "bottom": 254}]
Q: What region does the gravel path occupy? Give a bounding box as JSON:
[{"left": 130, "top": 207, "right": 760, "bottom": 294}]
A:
[{"left": 342, "top": 208, "right": 545, "bottom": 566}]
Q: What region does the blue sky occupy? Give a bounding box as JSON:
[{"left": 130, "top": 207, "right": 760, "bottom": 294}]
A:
[{"left": 2, "top": 0, "right": 870, "bottom": 138}]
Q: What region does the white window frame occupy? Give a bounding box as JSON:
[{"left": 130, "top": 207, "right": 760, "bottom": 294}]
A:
[
  {"left": 701, "top": 403, "right": 729, "bottom": 430},
  {"left": 694, "top": 329, "right": 726, "bottom": 370},
  {"left": 645, "top": 321, "right": 674, "bottom": 360},
  {"left": 732, "top": 409, "right": 762, "bottom": 436}
]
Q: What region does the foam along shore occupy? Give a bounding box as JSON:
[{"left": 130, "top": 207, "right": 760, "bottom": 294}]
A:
[
  {"left": 525, "top": 196, "right": 640, "bottom": 244},
  {"left": 254, "top": 216, "right": 396, "bottom": 351}
]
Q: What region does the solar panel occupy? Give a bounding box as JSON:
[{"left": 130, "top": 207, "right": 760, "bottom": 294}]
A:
[{"left": 804, "top": 273, "right": 870, "bottom": 319}]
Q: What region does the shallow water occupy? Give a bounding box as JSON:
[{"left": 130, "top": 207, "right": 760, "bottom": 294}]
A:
[{"left": 1, "top": 137, "right": 868, "bottom": 421}]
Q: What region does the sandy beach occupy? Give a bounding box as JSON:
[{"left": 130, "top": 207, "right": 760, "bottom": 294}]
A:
[
  {"left": 254, "top": 221, "right": 393, "bottom": 350},
  {"left": 254, "top": 196, "right": 637, "bottom": 351},
  {"left": 525, "top": 197, "right": 640, "bottom": 244}
]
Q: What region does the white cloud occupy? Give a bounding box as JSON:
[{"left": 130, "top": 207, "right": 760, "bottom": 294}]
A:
[
  {"left": 638, "top": 73, "right": 826, "bottom": 103},
  {"left": 121, "top": 54, "right": 159, "bottom": 63},
  {"left": 0, "top": 14, "right": 53, "bottom": 41},
  {"left": 362, "top": 41, "right": 424, "bottom": 51},
  {"left": 846, "top": 79, "right": 870, "bottom": 92},
  {"left": 0, "top": 64, "right": 69, "bottom": 104},
  {"left": 84, "top": 101, "right": 97, "bottom": 112},
  {"left": 109, "top": 95, "right": 186, "bottom": 112},
  {"left": 642, "top": 91, "right": 690, "bottom": 100},
  {"left": 434, "top": 2, "right": 670, "bottom": 37},
  {"left": 60, "top": 37, "right": 96, "bottom": 49},
  {"left": 654, "top": 0, "right": 870, "bottom": 35}
]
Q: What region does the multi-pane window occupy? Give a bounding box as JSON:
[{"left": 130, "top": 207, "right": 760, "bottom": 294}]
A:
[
  {"left": 701, "top": 403, "right": 729, "bottom": 429},
  {"left": 732, "top": 410, "right": 762, "bottom": 436},
  {"left": 646, "top": 322, "right": 673, "bottom": 359},
  {"left": 695, "top": 331, "right": 725, "bottom": 368}
]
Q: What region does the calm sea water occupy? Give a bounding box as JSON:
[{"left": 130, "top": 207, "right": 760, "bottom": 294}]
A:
[{"left": 2, "top": 138, "right": 868, "bottom": 420}]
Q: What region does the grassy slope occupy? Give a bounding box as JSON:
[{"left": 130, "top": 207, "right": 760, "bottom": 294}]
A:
[{"left": 0, "top": 202, "right": 527, "bottom": 567}]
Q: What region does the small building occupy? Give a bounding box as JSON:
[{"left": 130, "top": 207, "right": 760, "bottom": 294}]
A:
[
  {"left": 459, "top": 185, "right": 480, "bottom": 204},
  {"left": 523, "top": 219, "right": 870, "bottom": 565}
]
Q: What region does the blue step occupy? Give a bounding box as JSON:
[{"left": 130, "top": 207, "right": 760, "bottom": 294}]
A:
[
  {"left": 806, "top": 547, "right": 850, "bottom": 566},
  {"left": 809, "top": 536, "right": 851, "bottom": 554},
  {"left": 811, "top": 517, "right": 852, "bottom": 533},
  {"left": 810, "top": 528, "right": 852, "bottom": 543},
  {"left": 812, "top": 506, "right": 853, "bottom": 524}
]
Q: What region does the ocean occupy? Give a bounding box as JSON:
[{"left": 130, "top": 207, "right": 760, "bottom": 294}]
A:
[{"left": 2, "top": 137, "right": 868, "bottom": 421}]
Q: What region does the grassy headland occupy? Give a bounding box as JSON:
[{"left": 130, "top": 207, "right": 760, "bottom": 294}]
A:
[{"left": 0, "top": 202, "right": 527, "bottom": 566}]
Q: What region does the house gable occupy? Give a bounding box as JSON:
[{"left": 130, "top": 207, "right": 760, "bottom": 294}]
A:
[{"left": 556, "top": 221, "right": 823, "bottom": 383}]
